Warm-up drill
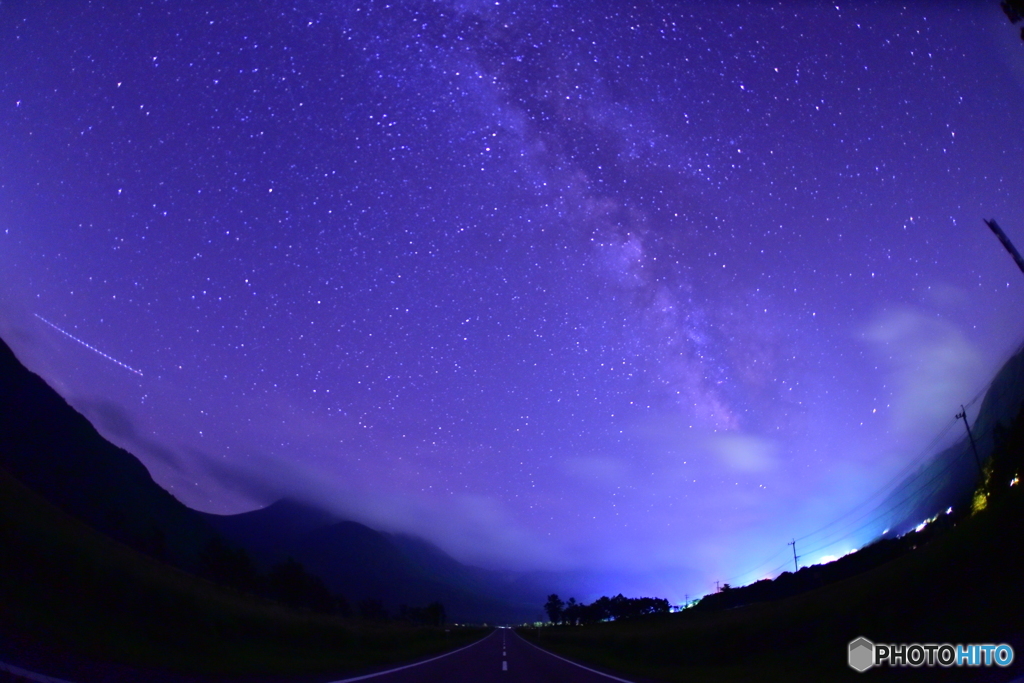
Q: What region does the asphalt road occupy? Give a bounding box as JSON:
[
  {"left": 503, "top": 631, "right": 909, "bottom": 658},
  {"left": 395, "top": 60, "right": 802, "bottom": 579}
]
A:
[
  {"left": 0, "top": 629, "right": 638, "bottom": 683},
  {"left": 329, "top": 629, "right": 636, "bottom": 683}
]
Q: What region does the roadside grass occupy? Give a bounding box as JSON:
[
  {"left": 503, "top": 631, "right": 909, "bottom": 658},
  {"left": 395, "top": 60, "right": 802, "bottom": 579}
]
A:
[
  {"left": 0, "top": 466, "right": 487, "bottom": 681},
  {"left": 519, "top": 484, "right": 1024, "bottom": 682}
]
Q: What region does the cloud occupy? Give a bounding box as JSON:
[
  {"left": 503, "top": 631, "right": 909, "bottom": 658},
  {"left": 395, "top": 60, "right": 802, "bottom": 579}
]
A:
[
  {"left": 706, "top": 433, "right": 779, "bottom": 473},
  {"left": 442, "top": 493, "right": 570, "bottom": 569},
  {"left": 921, "top": 282, "right": 970, "bottom": 310},
  {"left": 863, "top": 307, "right": 982, "bottom": 438},
  {"left": 560, "top": 455, "right": 629, "bottom": 485},
  {"left": 78, "top": 399, "right": 184, "bottom": 472},
  {"left": 197, "top": 445, "right": 570, "bottom": 571},
  {"left": 197, "top": 447, "right": 297, "bottom": 506},
  {"left": 327, "top": 488, "right": 570, "bottom": 572}
]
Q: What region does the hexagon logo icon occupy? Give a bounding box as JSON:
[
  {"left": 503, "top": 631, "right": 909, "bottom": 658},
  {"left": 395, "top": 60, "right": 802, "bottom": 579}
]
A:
[{"left": 849, "top": 637, "right": 875, "bottom": 672}]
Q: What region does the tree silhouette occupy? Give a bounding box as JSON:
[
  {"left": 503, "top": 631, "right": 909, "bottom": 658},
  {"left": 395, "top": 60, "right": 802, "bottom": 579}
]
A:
[
  {"left": 544, "top": 594, "right": 564, "bottom": 623},
  {"left": 199, "top": 536, "right": 258, "bottom": 593},
  {"left": 399, "top": 601, "right": 446, "bottom": 626},
  {"left": 547, "top": 593, "right": 670, "bottom": 624},
  {"left": 563, "top": 597, "right": 580, "bottom": 625},
  {"left": 425, "top": 601, "right": 446, "bottom": 627},
  {"left": 267, "top": 557, "right": 336, "bottom": 614},
  {"left": 358, "top": 598, "right": 390, "bottom": 621}
]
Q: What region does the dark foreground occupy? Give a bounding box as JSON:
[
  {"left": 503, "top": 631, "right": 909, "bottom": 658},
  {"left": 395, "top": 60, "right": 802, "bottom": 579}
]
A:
[
  {"left": 322, "top": 629, "right": 650, "bottom": 683},
  {"left": 0, "top": 464, "right": 486, "bottom": 683},
  {"left": 5, "top": 457, "right": 1024, "bottom": 683},
  {"left": 0, "top": 629, "right": 652, "bottom": 683}
]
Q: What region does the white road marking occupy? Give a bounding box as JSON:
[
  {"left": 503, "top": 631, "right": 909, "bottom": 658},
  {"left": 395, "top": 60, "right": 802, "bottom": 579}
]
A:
[
  {"left": 0, "top": 659, "right": 77, "bottom": 683},
  {"left": 4, "top": 632, "right": 500, "bottom": 683},
  {"left": 513, "top": 630, "right": 636, "bottom": 682},
  {"left": 328, "top": 630, "right": 496, "bottom": 682},
  {"left": 502, "top": 660, "right": 508, "bottom": 671}
]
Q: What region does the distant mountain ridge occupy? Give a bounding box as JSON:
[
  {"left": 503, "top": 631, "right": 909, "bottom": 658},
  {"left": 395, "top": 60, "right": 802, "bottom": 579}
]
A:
[
  {"left": 0, "top": 334, "right": 547, "bottom": 623},
  {"left": 200, "top": 499, "right": 546, "bottom": 623}
]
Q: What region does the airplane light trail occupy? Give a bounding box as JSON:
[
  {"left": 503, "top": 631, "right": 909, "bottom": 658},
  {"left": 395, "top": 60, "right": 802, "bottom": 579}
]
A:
[{"left": 34, "top": 314, "right": 144, "bottom": 377}]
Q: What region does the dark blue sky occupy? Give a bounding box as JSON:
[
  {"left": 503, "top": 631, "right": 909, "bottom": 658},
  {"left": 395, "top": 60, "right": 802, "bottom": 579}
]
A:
[{"left": 2, "top": 1, "right": 1023, "bottom": 601}]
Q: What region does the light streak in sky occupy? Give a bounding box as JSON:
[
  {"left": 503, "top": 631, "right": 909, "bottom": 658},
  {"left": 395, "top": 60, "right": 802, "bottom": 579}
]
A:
[{"left": 34, "top": 313, "right": 144, "bottom": 377}]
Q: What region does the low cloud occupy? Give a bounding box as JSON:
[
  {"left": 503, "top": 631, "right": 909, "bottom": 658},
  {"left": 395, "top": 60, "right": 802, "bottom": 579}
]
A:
[
  {"left": 560, "top": 455, "right": 629, "bottom": 485},
  {"left": 707, "top": 433, "right": 779, "bottom": 473},
  {"left": 79, "top": 400, "right": 184, "bottom": 472},
  {"left": 864, "top": 307, "right": 982, "bottom": 439},
  {"left": 921, "top": 282, "right": 970, "bottom": 310},
  {"left": 199, "top": 448, "right": 570, "bottom": 571},
  {"left": 320, "top": 487, "right": 571, "bottom": 571}
]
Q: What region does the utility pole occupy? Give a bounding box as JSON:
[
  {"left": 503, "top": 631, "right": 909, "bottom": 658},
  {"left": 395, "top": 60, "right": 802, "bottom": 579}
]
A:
[
  {"left": 788, "top": 539, "right": 799, "bottom": 573},
  {"left": 984, "top": 219, "right": 1024, "bottom": 276},
  {"left": 956, "top": 405, "right": 985, "bottom": 479},
  {"left": 715, "top": 581, "right": 720, "bottom": 593},
  {"left": 684, "top": 594, "right": 689, "bottom": 609}
]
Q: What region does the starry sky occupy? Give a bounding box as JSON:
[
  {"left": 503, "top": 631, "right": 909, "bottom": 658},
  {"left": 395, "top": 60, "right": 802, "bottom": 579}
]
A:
[{"left": 2, "top": 1, "right": 1023, "bottom": 602}]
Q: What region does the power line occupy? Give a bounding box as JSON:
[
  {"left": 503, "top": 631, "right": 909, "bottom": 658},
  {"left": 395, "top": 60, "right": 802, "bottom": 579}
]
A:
[
  {"left": 706, "top": 335, "right": 1024, "bottom": 594},
  {"left": 792, "top": 373, "right": 1000, "bottom": 550},
  {"left": 721, "top": 545, "right": 789, "bottom": 585},
  {"left": 796, "top": 417, "right": 1013, "bottom": 561},
  {"left": 717, "top": 412, "right": 959, "bottom": 587},
  {"left": 794, "top": 416, "right": 959, "bottom": 545}
]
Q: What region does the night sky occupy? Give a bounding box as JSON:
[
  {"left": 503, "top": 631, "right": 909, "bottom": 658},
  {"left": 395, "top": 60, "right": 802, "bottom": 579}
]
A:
[{"left": 2, "top": 1, "right": 1023, "bottom": 602}]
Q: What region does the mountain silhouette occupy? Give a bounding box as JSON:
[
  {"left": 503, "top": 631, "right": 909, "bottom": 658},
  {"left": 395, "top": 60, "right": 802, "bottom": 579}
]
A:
[
  {"left": 0, "top": 335, "right": 219, "bottom": 571},
  {"left": 201, "top": 499, "right": 545, "bottom": 623},
  {"left": 0, "top": 333, "right": 549, "bottom": 622}
]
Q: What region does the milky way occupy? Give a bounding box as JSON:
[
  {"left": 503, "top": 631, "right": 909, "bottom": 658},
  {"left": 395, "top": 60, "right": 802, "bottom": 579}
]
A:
[{"left": 1, "top": 1, "right": 1023, "bottom": 600}]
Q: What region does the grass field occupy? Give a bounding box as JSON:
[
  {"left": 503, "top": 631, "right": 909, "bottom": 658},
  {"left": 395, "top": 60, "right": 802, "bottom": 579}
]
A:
[
  {"left": 518, "top": 484, "right": 1024, "bottom": 682},
  {"left": 0, "top": 466, "right": 487, "bottom": 682}
]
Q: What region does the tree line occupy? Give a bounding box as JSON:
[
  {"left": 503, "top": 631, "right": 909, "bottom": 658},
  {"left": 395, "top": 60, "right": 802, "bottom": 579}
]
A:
[
  {"left": 544, "top": 593, "right": 670, "bottom": 625},
  {"left": 199, "top": 536, "right": 445, "bottom": 624}
]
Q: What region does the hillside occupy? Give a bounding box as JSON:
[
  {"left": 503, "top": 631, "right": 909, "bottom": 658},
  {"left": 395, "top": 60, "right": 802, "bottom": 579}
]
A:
[
  {"left": 202, "top": 500, "right": 542, "bottom": 623},
  {"left": 883, "top": 343, "right": 1024, "bottom": 535},
  {"left": 0, "top": 457, "right": 488, "bottom": 681},
  {"left": 520, "top": 418, "right": 1024, "bottom": 682},
  {"left": 0, "top": 333, "right": 545, "bottom": 624},
  {"left": 0, "top": 335, "right": 220, "bottom": 573}
]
